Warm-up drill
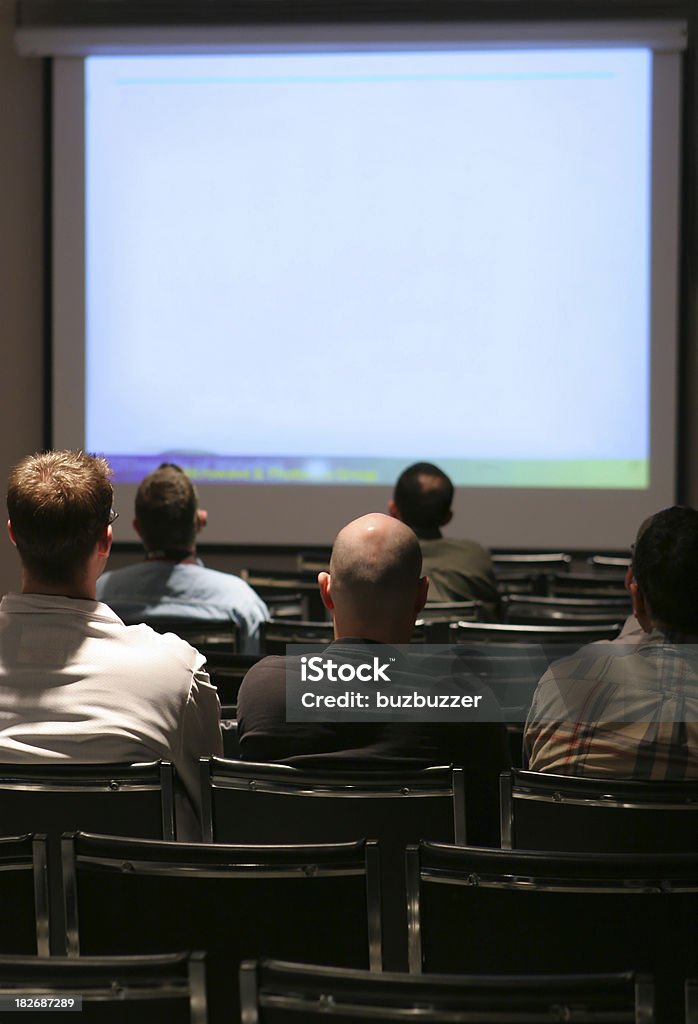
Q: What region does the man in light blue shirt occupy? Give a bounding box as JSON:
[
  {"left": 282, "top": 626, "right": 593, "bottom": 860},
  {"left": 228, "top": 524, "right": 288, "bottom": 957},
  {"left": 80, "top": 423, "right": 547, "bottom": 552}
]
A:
[{"left": 97, "top": 463, "right": 269, "bottom": 653}]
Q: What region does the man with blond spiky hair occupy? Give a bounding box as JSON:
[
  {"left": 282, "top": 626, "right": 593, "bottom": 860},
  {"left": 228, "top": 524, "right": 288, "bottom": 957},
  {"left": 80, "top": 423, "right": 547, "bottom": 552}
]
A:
[{"left": 0, "top": 450, "right": 222, "bottom": 836}]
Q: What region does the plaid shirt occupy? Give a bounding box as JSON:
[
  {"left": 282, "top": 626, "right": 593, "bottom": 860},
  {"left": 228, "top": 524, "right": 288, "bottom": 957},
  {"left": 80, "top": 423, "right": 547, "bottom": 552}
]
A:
[{"left": 524, "top": 623, "right": 698, "bottom": 780}]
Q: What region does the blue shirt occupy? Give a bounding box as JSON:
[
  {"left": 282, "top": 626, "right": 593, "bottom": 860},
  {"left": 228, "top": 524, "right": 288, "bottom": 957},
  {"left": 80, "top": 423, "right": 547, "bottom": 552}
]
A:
[{"left": 96, "top": 559, "right": 269, "bottom": 654}]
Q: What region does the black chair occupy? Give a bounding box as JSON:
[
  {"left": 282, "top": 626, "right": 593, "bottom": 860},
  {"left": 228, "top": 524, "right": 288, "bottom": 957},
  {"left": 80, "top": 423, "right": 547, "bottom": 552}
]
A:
[
  {"left": 0, "top": 762, "right": 175, "bottom": 954},
  {"left": 0, "top": 835, "right": 49, "bottom": 956},
  {"left": 416, "top": 601, "right": 483, "bottom": 643},
  {"left": 406, "top": 841, "right": 698, "bottom": 1023},
  {"left": 493, "top": 554, "right": 572, "bottom": 598},
  {"left": 123, "top": 617, "right": 239, "bottom": 655},
  {"left": 500, "top": 770, "right": 698, "bottom": 853},
  {"left": 260, "top": 619, "right": 334, "bottom": 655},
  {"left": 503, "top": 593, "right": 631, "bottom": 626},
  {"left": 200, "top": 759, "right": 465, "bottom": 970},
  {"left": 587, "top": 555, "right": 632, "bottom": 572},
  {"left": 0, "top": 952, "right": 208, "bottom": 1023},
  {"left": 220, "top": 719, "right": 240, "bottom": 759},
  {"left": 62, "top": 832, "right": 382, "bottom": 1024},
  {"left": 448, "top": 620, "right": 622, "bottom": 645},
  {"left": 241, "top": 571, "right": 326, "bottom": 621},
  {"left": 687, "top": 979, "right": 698, "bottom": 1024},
  {"left": 547, "top": 573, "right": 629, "bottom": 599},
  {"left": 239, "top": 959, "right": 654, "bottom": 1023},
  {"left": 492, "top": 553, "right": 573, "bottom": 571},
  {"left": 205, "top": 652, "right": 260, "bottom": 715}
]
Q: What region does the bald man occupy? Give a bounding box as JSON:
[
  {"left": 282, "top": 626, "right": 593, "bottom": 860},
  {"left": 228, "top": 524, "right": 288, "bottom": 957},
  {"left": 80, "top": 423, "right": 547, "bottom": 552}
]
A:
[{"left": 237, "top": 513, "right": 510, "bottom": 845}]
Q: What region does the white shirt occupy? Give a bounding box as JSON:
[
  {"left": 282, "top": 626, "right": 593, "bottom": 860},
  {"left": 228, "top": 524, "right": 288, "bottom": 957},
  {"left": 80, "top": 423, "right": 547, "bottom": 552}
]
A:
[{"left": 0, "top": 593, "right": 223, "bottom": 835}]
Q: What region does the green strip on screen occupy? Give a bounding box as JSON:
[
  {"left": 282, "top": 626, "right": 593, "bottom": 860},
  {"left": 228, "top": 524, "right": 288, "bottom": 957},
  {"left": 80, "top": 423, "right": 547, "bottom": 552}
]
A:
[{"left": 442, "top": 459, "right": 649, "bottom": 489}]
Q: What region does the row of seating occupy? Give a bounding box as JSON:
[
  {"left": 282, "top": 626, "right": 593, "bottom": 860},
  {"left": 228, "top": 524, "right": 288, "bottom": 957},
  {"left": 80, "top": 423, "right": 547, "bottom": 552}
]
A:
[
  {"left": 2, "top": 758, "right": 693, "bottom": 858},
  {"left": 0, "top": 955, "right": 662, "bottom": 1023},
  {"left": 249, "top": 555, "right": 632, "bottom": 610},
  {"left": 1, "top": 830, "right": 695, "bottom": 1022},
  {"left": 0, "top": 759, "right": 695, "bottom": 973}
]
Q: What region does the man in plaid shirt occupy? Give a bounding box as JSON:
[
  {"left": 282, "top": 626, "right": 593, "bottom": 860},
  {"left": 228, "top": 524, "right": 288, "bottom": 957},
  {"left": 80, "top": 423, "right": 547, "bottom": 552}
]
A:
[{"left": 524, "top": 506, "right": 698, "bottom": 779}]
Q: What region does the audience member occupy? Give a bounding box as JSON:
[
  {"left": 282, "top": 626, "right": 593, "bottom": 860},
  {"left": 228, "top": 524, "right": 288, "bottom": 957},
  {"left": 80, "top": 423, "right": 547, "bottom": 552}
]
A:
[
  {"left": 388, "top": 462, "right": 500, "bottom": 617},
  {"left": 0, "top": 450, "right": 222, "bottom": 834},
  {"left": 97, "top": 462, "right": 268, "bottom": 653},
  {"left": 524, "top": 506, "right": 698, "bottom": 778},
  {"left": 237, "top": 512, "right": 510, "bottom": 844}
]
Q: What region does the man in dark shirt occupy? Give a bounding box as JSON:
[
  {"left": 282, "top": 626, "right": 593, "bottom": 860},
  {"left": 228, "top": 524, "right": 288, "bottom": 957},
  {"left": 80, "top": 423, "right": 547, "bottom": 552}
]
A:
[
  {"left": 388, "top": 462, "right": 500, "bottom": 618},
  {"left": 237, "top": 512, "right": 510, "bottom": 844}
]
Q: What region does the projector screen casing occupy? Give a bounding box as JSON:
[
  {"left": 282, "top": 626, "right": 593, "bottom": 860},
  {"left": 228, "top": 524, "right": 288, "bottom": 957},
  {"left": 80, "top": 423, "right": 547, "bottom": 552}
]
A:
[{"left": 50, "top": 21, "right": 683, "bottom": 549}]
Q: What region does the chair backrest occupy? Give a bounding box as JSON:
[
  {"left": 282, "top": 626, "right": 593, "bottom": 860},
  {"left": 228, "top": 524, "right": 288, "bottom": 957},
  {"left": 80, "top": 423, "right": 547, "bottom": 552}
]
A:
[
  {"left": 587, "top": 555, "right": 632, "bottom": 572},
  {"left": 547, "top": 572, "right": 629, "bottom": 599},
  {"left": 129, "top": 618, "right": 239, "bottom": 655},
  {"left": 260, "top": 619, "right": 334, "bottom": 655},
  {"left": 416, "top": 602, "right": 483, "bottom": 643},
  {"left": 503, "top": 594, "right": 631, "bottom": 626},
  {"left": 62, "top": 832, "right": 382, "bottom": 1024},
  {"left": 0, "top": 952, "right": 208, "bottom": 1024},
  {"left": 241, "top": 571, "right": 326, "bottom": 620},
  {"left": 204, "top": 652, "right": 260, "bottom": 714},
  {"left": 445, "top": 643, "right": 547, "bottom": 719},
  {"left": 492, "top": 553, "right": 573, "bottom": 571},
  {"left": 200, "top": 759, "right": 464, "bottom": 970},
  {"left": 0, "top": 835, "right": 49, "bottom": 957},
  {"left": 500, "top": 770, "right": 698, "bottom": 853},
  {"left": 448, "top": 620, "right": 622, "bottom": 645},
  {"left": 239, "top": 959, "right": 654, "bottom": 1023},
  {"left": 407, "top": 841, "right": 698, "bottom": 1024},
  {"left": 0, "top": 762, "right": 175, "bottom": 954},
  {"left": 220, "top": 719, "right": 240, "bottom": 759}
]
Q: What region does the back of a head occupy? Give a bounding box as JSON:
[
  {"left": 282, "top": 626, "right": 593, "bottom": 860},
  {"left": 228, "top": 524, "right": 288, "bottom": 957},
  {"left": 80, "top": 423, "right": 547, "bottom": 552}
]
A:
[
  {"left": 135, "top": 463, "right": 198, "bottom": 557},
  {"left": 329, "top": 513, "right": 423, "bottom": 630},
  {"left": 393, "top": 462, "right": 454, "bottom": 531},
  {"left": 632, "top": 505, "right": 698, "bottom": 634},
  {"left": 7, "top": 450, "right": 113, "bottom": 586}
]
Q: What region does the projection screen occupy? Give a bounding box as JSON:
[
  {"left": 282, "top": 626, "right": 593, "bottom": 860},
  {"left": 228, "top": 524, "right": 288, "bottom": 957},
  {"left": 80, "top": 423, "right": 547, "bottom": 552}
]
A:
[{"left": 44, "top": 19, "right": 685, "bottom": 548}]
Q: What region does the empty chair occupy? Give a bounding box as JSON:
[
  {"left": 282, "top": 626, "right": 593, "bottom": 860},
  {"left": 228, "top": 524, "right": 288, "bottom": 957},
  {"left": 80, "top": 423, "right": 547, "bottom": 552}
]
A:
[
  {"left": 200, "top": 759, "right": 465, "bottom": 970},
  {"left": 406, "top": 841, "right": 698, "bottom": 1024},
  {"left": 62, "top": 832, "right": 382, "bottom": 1024},
  {"left": 0, "top": 835, "right": 49, "bottom": 956},
  {"left": 587, "top": 554, "right": 632, "bottom": 572},
  {"left": 492, "top": 552, "right": 573, "bottom": 571},
  {"left": 123, "top": 617, "right": 239, "bottom": 655},
  {"left": 239, "top": 959, "right": 654, "bottom": 1023},
  {"left": 0, "top": 952, "right": 208, "bottom": 1023},
  {"left": 548, "top": 572, "right": 629, "bottom": 599},
  {"left": 260, "top": 619, "right": 334, "bottom": 654},
  {"left": 448, "top": 620, "right": 622, "bottom": 645},
  {"left": 493, "top": 554, "right": 572, "bottom": 599},
  {"left": 503, "top": 593, "right": 631, "bottom": 626},
  {"left": 220, "top": 719, "right": 240, "bottom": 760},
  {"left": 416, "top": 601, "right": 483, "bottom": 643},
  {"left": 241, "top": 570, "right": 326, "bottom": 620},
  {"left": 500, "top": 770, "right": 698, "bottom": 853},
  {"left": 0, "top": 761, "right": 175, "bottom": 953},
  {"left": 204, "top": 652, "right": 261, "bottom": 715}
]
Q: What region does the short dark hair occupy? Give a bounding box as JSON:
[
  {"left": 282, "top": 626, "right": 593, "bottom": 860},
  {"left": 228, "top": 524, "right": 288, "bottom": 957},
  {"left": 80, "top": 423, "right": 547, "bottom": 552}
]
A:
[
  {"left": 7, "top": 450, "right": 113, "bottom": 585},
  {"left": 632, "top": 506, "right": 698, "bottom": 633},
  {"left": 393, "top": 462, "right": 454, "bottom": 531},
  {"left": 135, "top": 463, "right": 198, "bottom": 556}
]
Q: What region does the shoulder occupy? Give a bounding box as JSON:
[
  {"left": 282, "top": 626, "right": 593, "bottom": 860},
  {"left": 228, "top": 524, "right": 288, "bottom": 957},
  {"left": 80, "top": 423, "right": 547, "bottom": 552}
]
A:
[
  {"left": 181, "top": 565, "right": 265, "bottom": 603},
  {"left": 112, "top": 620, "right": 207, "bottom": 675},
  {"left": 238, "top": 655, "right": 287, "bottom": 693},
  {"left": 97, "top": 561, "right": 153, "bottom": 595}
]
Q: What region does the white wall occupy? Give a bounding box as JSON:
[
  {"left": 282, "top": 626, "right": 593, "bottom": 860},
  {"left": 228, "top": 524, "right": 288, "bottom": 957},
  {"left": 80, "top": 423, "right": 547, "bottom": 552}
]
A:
[{"left": 0, "top": 5, "right": 44, "bottom": 594}]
